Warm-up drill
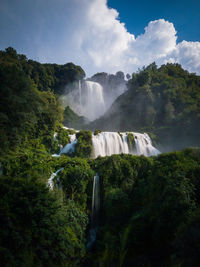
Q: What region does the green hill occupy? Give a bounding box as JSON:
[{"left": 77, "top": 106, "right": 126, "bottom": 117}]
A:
[
  {"left": 0, "top": 47, "right": 85, "bottom": 154},
  {"left": 88, "top": 63, "right": 200, "bottom": 151},
  {"left": 1, "top": 49, "right": 200, "bottom": 266}
]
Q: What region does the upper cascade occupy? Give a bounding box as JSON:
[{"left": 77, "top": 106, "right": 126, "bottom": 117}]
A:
[
  {"left": 60, "top": 131, "right": 160, "bottom": 158},
  {"left": 63, "top": 80, "right": 106, "bottom": 121},
  {"left": 80, "top": 81, "right": 106, "bottom": 121}
]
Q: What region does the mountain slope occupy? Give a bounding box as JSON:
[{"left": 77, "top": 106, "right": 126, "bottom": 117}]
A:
[
  {"left": 0, "top": 47, "right": 85, "bottom": 154},
  {"left": 88, "top": 63, "right": 200, "bottom": 151}
]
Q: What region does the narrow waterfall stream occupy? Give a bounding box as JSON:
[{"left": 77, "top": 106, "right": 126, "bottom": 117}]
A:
[
  {"left": 87, "top": 173, "right": 100, "bottom": 249},
  {"left": 47, "top": 167, "right": 64, "bottom": 190}
]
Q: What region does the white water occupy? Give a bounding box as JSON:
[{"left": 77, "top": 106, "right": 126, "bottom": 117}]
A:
[
  {"left": 91, "top": 174, "right": 100, "bottom": 227},
  {"left": 80, "top": 81, "right": 106, "bottom": 120},
  {"left": 52, "top": 133, "right": 77, "bottom": 157},
  {"left": 87, "top": 173, "right": 100, "bottom": 249},
  {"left": 53, "top": 129, "right": 160, "bottom": 158},
  {"left": 92, "top": 132, "right": 129, "bottom": 157},
  {"left": 62, "top": 80, "right": 106, "bottom": 121},
  {"left": 92, "top": 132, "right": 160, "bottom": 158},
  {"left": 47, "top": 167, "right": 64, "bottom": 190},
  {"left": 60, "top": 134, "right": 77, "bottom": 154}
]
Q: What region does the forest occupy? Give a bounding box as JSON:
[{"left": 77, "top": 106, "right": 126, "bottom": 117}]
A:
[{"left": 0, "top": 47, "right": 200, "bottom": 266}]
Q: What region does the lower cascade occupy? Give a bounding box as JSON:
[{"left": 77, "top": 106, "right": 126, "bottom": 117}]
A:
[
  {"left": 87, "top": 173, "right": 100, "bottom": 249},
  {"left": 47, "top": 168, "right": 64, "bottom": 190},
  {"left": 60, "top": 131, "right": 160, "bottom": 158}
]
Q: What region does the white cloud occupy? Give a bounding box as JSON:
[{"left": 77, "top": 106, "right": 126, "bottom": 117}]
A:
[
  {"left": 170, "top": 41, "right": 200, "bottom": 73},
  {"left": 1, "top": 0, "right": 200, "bottom": 76},
  {"left": 125, "top": 19, "right": 177, "bottom": 69},
  {"left": 58, "top": 0, "right": 200, "bottom": 76}
]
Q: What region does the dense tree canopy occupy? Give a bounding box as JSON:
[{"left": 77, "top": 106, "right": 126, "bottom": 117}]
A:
[
  {"left": 1, "top": 48, "right": 200, "bottom": 266},
  {"left": 0, "top": 47, "right": 85, "bottom": 154}
]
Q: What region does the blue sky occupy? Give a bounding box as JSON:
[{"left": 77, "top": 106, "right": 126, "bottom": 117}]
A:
[
  {"left": 0, "top": 0, "right": 200, "bottom": 76},
  {"left": 108, "top": 0, "right": 200, "bottom": 42}
]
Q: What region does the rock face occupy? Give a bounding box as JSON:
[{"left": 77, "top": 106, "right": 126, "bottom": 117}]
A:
[
  {"left": 89, "top": 71, "right": 127, "bottom": 110},
  {"left": 63, "top": 72, "right": 127, "bottom": 121}
]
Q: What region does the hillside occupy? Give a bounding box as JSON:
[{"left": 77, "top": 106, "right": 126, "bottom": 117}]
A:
[
  {"left": 0, "top": 47, "right": 85, "bottom": 154},
  {"left": 88, "top": 63, "right": 200, "bottom": 151},
  {"left": 1, "top": 49, "right": 200, "bottom": 266}
]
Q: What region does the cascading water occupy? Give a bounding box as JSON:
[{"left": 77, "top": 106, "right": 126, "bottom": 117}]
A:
[
  {"left": 59, "top": 134, "right": 77, "bottom": 154},
  {"left": 47, "top": 167, "right": 64, "bottom": 190},
  {"left": 92, "top": 132, "right": 160, "bottom": 158},
  {"left": 91, "top": 174, "right": 100, "bottom": 227},
  {"left": 134, "top": 133, "right": 159, "bottom": 156},
  {"left": 63, "top": 80, "right": 106, "bottom": 121},
  {"left": 59, "top": 130, "right": 160, "bottom": 158},
  {"left": 87, "top": 173, "right": 100, "bottom": 249},
  {"left": 63, "top": 79, "right": 128, "bottom": 122},
  {"left": 80, "top": 81, "right": 106, "bottom": 120},
  {"left": 92, "top": 132, "right": 129, "bottom": 157}
]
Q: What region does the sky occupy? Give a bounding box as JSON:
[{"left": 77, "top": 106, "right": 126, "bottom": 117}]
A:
[{"left": 0, "top": 0, "right": 200, "bottom": 77}]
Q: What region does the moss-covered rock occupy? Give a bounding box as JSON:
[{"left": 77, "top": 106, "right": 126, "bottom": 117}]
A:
[
  {"left": 63, "top": 106, "right": 86, "bottom": 129},
  {"left": 56, "top": 126, "right": 70, "bottom": 147},
  {"left": 127, "top": 133, "right": 136, "bottom": 152},
  {"left": 74, "top": 130, "right": 93, "bottom": 158},
  {"left": 118, "top": 131, "right": 123, "bottom": 139},
  {"left": 94, "top": 130, "right": 102, "bottom": 135}
]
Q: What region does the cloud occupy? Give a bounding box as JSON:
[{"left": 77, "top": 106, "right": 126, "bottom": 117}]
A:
[
  {"left": 171, "top": 41, "right": 200, "bottom": 74},
  {"left": 0, "top": 0, "right": 200, "bottom": 76},
  {"left": 125, "top": 19, "right": 177, "bottom": 68}
]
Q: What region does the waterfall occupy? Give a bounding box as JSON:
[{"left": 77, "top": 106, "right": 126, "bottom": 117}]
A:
[
  {"left": 63, "top": 80, "right": 106, "bottom": 121},
  {"left": 58, "top": 129, "right": 160, "bottom": 158},
  {"left": 134, "top": 133, "right": 159, "bottom": 156},
  {"left": 92, "top": 132, "right": 160, "bottom": 158},
  {"left": 60, "top": 134, "right": 77, "bottom": 154},
  {"left": 87, "top": 173, "right": 100, "bottom": 249},
  {"left": 91, "top": 174, "right": 100, "bottom": 228},
  {"left": 47, "top": 167, "right": 64, "bottom": 190},
  {"left": 92, "top": 132, "right": 129, "bottom": 157},
  {"left": 80, "top": 81, "right": 106, "bottom": 121}
]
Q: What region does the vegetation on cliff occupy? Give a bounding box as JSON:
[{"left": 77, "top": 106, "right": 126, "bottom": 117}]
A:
[
  {"left": 1, "top": 48, "right": 200, "bottom": 266},
  {"left": 89, "top": 63, "right": 200, "bottom": 150}
]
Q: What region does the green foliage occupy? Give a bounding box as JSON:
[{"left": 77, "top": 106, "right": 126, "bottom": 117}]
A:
[
  {"left": 0, "top": 153, "right": 95, "bottom": 266},
  {"left": 90, "top": 71, "right": 125, "bottom": 90},
  {"left": 56, "top": 125, "right": 70, "bottom": 147},
  {"left": 104, "top": 188, "right": 130, "bottom": 226},
  {"left": 94, "top": 129, "right": 102, "bottom": 135},
  {"left": 126, "top": 133, "right": 136, "bottom": 152},
  {"left": 0, "top": 176, "right": 87, "bottom": 267},
  {"left": 90, "top": 150, "right": 200, "bottom": 266},
  {"left": 0, "top": 148, "right": 52, "bottom": 183},
  {"left": 0, "top": 47, "right": 85, "bottom": 94},
  {"left": 74, "top": 130, "right": 93, "bottom": 158},
  {"left": 0, "top": 47, "right": 86, "bottom": 154},
  {"left": 89, "top": 63, "right": 200, "bottom": 150},
  {"left": 59, "top": 157, "right": 94, "bottom": 210},
  {"left": 63, "top": 106, "right": 86, "bottom": 129},
  {"left": 1, "top": 47, "right": 200, "bottom": 267}
]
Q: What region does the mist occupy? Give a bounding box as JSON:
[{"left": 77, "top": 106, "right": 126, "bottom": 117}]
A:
[{"left": 61, "top": 71, "right": 127, "bottom": 121}]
